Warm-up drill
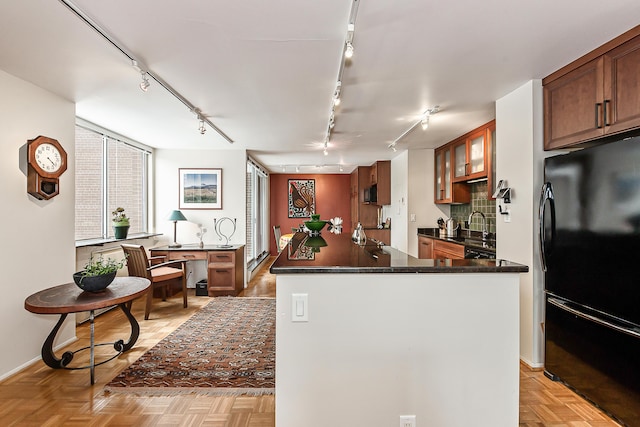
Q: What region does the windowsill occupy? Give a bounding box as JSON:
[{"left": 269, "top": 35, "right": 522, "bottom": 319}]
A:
[{"left": 75, "top": 233, "right": 163, "bottom": 248}]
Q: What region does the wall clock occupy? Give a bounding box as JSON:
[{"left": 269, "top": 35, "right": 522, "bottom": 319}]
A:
[{"left": 26, "top": 135, "right": 67, "bottom": 200}]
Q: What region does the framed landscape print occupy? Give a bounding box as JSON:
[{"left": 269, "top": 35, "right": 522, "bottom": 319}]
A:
[
  {"left": 179, "top": 168, "right": 222, "bottom": 210},
  {"left": 288, "top": 179, "right": 315, "bottom": 218}
]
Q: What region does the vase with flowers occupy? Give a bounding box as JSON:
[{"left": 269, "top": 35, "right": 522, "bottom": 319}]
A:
[{"left": 112, "top": 207, "right": 130, "bottom": 239}]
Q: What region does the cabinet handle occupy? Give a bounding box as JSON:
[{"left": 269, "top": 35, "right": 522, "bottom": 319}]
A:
[
  {"left": 603, "top": 100, "right": 611, "bottom": 127},
  {"left": 465, "top": 163, "right": 469, "bottom": 176},
  {"left": 595, "top": 103, "right": 603, "bottom": 128}
]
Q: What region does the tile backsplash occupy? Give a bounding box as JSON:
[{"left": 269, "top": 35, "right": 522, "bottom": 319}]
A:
[{"left": 450, "top": 181, "right": 496, "bottom": 234}]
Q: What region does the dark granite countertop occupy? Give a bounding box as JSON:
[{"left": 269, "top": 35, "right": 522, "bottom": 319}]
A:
[
  {"left": 417, "top": 227, "right": 497, "bottom": 253},
  {"left": 270, "top": 231, "right": 527, "bottom": 274}
]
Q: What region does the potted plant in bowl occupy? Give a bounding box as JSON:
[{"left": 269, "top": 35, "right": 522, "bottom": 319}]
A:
[
  {"left": 112, "top": 207, "right": 130, "bottom": 239},
  {"left": 73, "top": 255, "right": 126, "bottom": 293}
]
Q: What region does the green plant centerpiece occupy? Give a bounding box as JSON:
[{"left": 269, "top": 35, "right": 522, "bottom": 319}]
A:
[
  {"left": 73, "top": 255, "right": 126, "bottom": 292},
  {"left": 112, "top": 207, "right": 130, "bottom": 239}
]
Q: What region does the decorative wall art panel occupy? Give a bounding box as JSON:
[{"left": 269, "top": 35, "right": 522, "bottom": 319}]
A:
[{"left": 288, "top": 179, "right": 315, "bottom": 218}]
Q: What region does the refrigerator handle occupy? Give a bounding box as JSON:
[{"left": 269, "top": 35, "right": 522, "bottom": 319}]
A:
[
  {"left": 548, "top": 297, "right": 640, "bottom": 339},
  {"left": 538, "top": 182, "right": 556, "bottom": 272}
]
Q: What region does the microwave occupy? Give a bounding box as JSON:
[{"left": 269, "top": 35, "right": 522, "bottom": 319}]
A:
[{"left": 364, "top": 185, "right": 377, "bottom": 203}]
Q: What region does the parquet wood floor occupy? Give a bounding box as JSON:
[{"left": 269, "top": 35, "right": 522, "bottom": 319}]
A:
[{"left": 1, "top": 257, "right": 621, "bottom": 426}]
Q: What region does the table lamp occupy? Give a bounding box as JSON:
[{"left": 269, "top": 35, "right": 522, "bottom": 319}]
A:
[{"left": 168, "top": 210, "right": 187, "bottom": 248}]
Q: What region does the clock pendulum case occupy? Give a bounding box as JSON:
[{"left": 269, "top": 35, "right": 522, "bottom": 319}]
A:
[{"left": 26, "top": 136, "right": 68, "bottom": 200}]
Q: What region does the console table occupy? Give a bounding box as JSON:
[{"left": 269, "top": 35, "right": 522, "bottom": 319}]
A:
[
  {"left": 151, "top": 245, "right": 245, "bottom": 296},
  {"left": 24, "top": 277, "right": 150, "bottom": 385}
]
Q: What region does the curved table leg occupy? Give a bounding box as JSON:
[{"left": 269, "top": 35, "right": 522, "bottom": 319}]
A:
[
  {"left": 114, "top": 302, "right": 140, "bottom": 352},
  {"left": 41, "top": 313, "right": 74, "bottom": 369}
]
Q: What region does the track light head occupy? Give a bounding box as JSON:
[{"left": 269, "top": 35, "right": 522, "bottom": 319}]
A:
[
  {"left": 139, "top": 72, "right": 150, "bottom": 92},
  {"left": 421, "top": 115, "right": 429, "bottom": 130},
  {"left": 345, "top": 41, "right": 354, "bottom": 58}
]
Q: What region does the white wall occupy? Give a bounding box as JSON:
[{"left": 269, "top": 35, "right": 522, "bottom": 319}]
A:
[
  {"left": 406, "top": 148, "right": 450, "bottom": 257},
  {"left": 0, "top": 70, "right": 77, "bottom": 380},
  {"left": 154, "top": 149, "right": 248, "bottom": 284},
  {"left": 495, "top": 80, "right": 545, "bottom": 367},
  {"left": 390, "top": 152, "right": 409, "bottom": 251}
]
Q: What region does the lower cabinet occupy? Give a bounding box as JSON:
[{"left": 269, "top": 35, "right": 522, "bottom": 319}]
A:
[
  {"left": 418, "top": 236, "right": 434, "bottom": 259},
  {"left": 432, "top": 240, "right": 465, "bottom": 260}
]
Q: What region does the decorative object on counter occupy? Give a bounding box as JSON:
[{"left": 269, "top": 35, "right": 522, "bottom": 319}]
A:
[
  {"left": 304, "top": 214, "right": 327, "bottom": 234},
  {"left": 73, "top": 255, "right": 126, "bottom": 292},
  {"left": 196, "top": 223, "right": 207, "bottom": 248},
  {"left": 446, "top": 217, "right": 460, "bottom": 238},
  {"left": 179, "top": 168, "right": 222, "bottom": 210},
  {"left": 328, "top": 217, "right": 343, "bottom": 234},
  {"left": 304, "top": 235, "right": 327, "bottom": 252},
  {"left": 214, "top": 217, "right": 236, "bottom": 247},
  {"left": 352, "top": 222, "right": 367, "bottom": 245},
  {"left": 384, "top": 217, "right": 391, "bottom": 229},
  {"left": 112, "top": 207, "right": 130, "bottom": 239},
  {"left": 288, "top": 179, "right": 315, "bottom": 218},
  {"left": 167, "top": 209, "right": 187, "bottom": 248}
]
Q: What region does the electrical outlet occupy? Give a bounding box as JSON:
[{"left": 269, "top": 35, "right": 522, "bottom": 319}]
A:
[
  {"left": 400, "top": 415, "right": 416, "bottom": 427},
  {"left": 410, "top": 213, "right": 416, "bottom": 222},
  {"left": 503, "top": 210, "right": 511, "bottom": 223}
]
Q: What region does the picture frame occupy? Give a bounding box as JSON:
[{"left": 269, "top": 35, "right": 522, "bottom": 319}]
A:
[
  {"left": 179, "top": 168, "right": 222, "bottom": 210},
  {"left": 288, "top": 179, "right": 315, "bottom": 218}
]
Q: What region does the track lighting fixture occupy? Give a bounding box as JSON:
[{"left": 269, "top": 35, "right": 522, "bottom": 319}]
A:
[
  {"left": 139, "top": 71, "right": 150, "bottom": 92},
  {"left": 198, "top": 118, "right": 206, "bottom": 135},
  {"left": 344, "top": 41, "right": 354, "bottom": 59},
  {"left": 421, "top": 114, "right": 429, "bottom": 130},
  {"left": 318, "top": 0, "right": 358, "bottom": 159}
]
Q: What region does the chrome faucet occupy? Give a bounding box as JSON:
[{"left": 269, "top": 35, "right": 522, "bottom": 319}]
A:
[{"left": 468, "top": 211, "right": 489, "bottom": 240}]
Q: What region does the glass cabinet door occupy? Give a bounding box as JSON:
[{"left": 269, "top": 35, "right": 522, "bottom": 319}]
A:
[
  {"left": 454, "top": 141, "right": 467, "bottom": 179},
  {"left": 435, "top": 150, "right": 443, "bottom": 201},
  {"left": 444, "top": 149, "right": 451, "bottom": 199},
  {"left": 469, "top": 134, "right": 485, "bottom": 174}
]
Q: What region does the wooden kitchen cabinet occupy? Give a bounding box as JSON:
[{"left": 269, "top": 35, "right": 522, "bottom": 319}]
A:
[
  {"left": 543, "top": 29, "right": 640, "bottom": 150},
  {"left": 435, "top": 145, "right": 470, "bottom": 204},
  {"left": 418, "top": 235, "right": 434, "bottom": 259},
  {"left": 432, "top": 239, "right": 465, "bottom": 260},
  {"left": 369, "top": 160, "right": 391, "bottom": 205},
  {"left": 487, "top": 122, "right": 497, "bottom": 199},
  {"left": 453, "top": 127, "right": 487, "bottom": 182}
]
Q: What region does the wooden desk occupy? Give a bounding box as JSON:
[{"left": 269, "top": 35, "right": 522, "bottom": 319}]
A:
[
  {"left": 24, "top": 277, "right": 150, "bottom": 385},
  {"left": 151, "top": 245, "right": 244, "bottom": 296}
]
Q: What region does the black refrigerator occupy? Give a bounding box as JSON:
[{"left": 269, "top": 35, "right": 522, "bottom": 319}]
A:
[{"left": 540, "top": 135, "right": 640, "bottom": 426}]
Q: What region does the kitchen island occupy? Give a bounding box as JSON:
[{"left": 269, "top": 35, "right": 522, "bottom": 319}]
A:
[{"left": 271, "top": 231, "right": 527, "bottom": 427}]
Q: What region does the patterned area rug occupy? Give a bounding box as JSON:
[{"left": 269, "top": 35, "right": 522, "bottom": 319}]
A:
[{"left": 104, "top": 297, "right": 275, "bottom": 396}]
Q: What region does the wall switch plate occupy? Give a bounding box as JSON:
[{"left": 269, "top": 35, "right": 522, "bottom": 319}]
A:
[
  {"left": 400, "top": 415, "right": 416, "bottom": 427},
  {"left": 291, "top": 293, "right": 308, "bottom": 322},
  {"left": 410, "top": 213, "right": 416, "bottom": 222}
]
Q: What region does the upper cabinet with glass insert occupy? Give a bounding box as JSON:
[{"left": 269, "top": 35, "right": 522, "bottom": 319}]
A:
[
  {"left": 433, "top": 120, "right": 495, "bottom": 204},
  {"left": 452, "top": 127, "right": 487, "bottom": 182}
]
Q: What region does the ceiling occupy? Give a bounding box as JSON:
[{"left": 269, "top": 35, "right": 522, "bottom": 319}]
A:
[{"left": 1, "top": 1, "right": 639, "bottom": 174}]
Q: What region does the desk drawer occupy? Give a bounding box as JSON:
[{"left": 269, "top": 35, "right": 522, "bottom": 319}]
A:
[
  {"left": 208, "top": 251, "right": 235, "bottom": 264},
  {"left": 169, "top": 251, "right": 207, "bottom": 261}
]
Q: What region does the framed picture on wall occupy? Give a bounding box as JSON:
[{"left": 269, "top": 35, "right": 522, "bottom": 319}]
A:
[
  {"left": 288, "top": 179, "right": 315, "bottom": 218},
  {"left": 179, "top": 168, "right": 222, "bottom": 209}
]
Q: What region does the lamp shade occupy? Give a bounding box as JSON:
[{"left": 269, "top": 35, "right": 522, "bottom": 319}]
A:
[{"left": 168, "top": 210, "right": 187, "bottom": 221}]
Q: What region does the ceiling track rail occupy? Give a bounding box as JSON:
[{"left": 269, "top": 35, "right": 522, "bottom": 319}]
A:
[{"left": 57, "top": 0, "right": 234, "bottom": 144}]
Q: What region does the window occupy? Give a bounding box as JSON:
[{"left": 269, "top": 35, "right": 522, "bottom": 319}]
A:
[
  {"left": 246, "top": 158, "right": 269, "bottom": 266},
  {"left": 75, "top": 123, "right": 150, "bottom": 241}
]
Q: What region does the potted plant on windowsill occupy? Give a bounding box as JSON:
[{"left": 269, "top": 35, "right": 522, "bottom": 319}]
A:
[{"left": 112, "top": 207, "right": 130, "bottom": 239}]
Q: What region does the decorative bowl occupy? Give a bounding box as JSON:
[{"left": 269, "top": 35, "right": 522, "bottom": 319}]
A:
[
  {"left": 73, "top": 271, "right": 117, "bottom": 293},
  {"left": 304, "top": 219, "right": 327, "bottom": 232}
]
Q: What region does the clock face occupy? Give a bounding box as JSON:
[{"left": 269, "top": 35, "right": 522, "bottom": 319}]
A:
[{"left": 34, "top": 143, "right": 62, "bottom": 173}]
